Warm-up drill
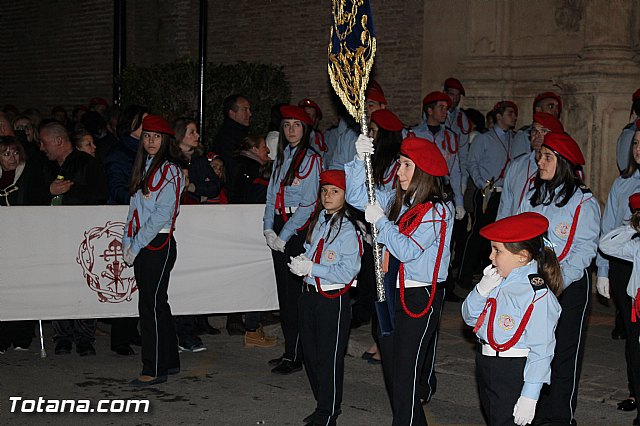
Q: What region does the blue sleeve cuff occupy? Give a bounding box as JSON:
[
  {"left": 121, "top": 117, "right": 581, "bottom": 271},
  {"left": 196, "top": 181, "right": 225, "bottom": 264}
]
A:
[{"left": 521, "top": 382, "right": 542, "bottom": 400}]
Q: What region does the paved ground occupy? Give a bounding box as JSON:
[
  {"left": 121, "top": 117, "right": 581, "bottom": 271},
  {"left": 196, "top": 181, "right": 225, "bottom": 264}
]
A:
[{"left": 0, "top": 292, "right": 636, "bottom": 425}]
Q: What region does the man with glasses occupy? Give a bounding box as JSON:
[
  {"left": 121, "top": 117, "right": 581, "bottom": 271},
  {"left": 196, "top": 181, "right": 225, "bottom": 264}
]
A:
[{"left": 511, "top": 92, "right": 563, "bottom": 159}]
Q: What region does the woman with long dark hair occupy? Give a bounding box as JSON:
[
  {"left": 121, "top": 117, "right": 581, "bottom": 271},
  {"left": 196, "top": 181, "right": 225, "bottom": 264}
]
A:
[
  {"left": 263, "top": 105, "right": 321, "bottom": 375},
  {"left": 122, "top": 115, "right": 184, "bottom": 386},
  {"left": 518, "top": 131, "right": 600, "bottom": 424},
  {"left": 346, "top": 134, "right": 454, "bottom": 425}
]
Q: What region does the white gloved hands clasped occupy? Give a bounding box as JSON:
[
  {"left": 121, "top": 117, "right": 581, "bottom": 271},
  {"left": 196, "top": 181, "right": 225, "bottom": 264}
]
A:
[
  {"left": 596, "top": 276, "right": 610, "bottom": 299},
  {"left": 264, "top": 229, "right": 277, "bottom": 249},
  {"left": 476, "top": 264, "right": 503, "bottom": 297},
  {"left": 272, "top": 237, "right": 286, "bottom": 253},
  {"left": 355, "top": 134, "right": 374, "bottom": 160},
  {"left": 455, "top": 205, "right": 466, "bottom": 220},
  {"left": 513, "top": 396, "right": 537, "bottom": 426},
  {"left": 365, "top": 202, "right": 386, "bottom": 225},
  {"left": 122, "top": 245, "right": 136, "bottom": 267},
  {"left": 288, "top": 255, "right": 313, "bottom": 276}
]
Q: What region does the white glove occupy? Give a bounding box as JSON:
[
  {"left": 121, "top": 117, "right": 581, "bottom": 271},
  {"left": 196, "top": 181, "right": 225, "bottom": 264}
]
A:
[
  {"left": 288, "top": 255, "right": 313, "bottom": 276},
  {"left": 365, "top": 202, "right": 386, "bottom": 224},
  {"left": 596, "top": 276, "right": 610, "bottom": 299},
  {"left": 356, "top": 134, "right": 374, "bottom": 160},
  {"left": 513, "top": 396, "right": 537, "bottom": 426},
  {"left": 187, "top": 183, "right": 196, "bottom": 193},
  {"left": 264, "top": 229, "right": 277, "bottom": 249},
  {"left": 123, "top": 247, "right": 136, "bottom": 267},
  {"left": 476, "top": 265, "right": 503, "bottom": 297},
  {"left": 272, "top": 237, "right": 286, "bottom": 253},
  {"left": 455, "top": 205, "right": 466, "bottom": 220}
]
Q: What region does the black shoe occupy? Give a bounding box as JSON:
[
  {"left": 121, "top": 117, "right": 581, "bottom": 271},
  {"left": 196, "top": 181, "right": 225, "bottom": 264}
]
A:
[
  {"left": 633, "top": 418, "right": 638, "bottom": 426},
  {"left": 271, "top": 359, "right": 302, "bottom": 375},
  {"left": 54, "top": 341, "right": 72, "bottom": 355},
  {"left": 111, "top": 344, "right": 135, "bottom": 356},
  {"left": 303, "top": 412, "right": 316, "bottom": 423},
  {"left": 268, "top": 356, "right": 284, "bottom": 367},
  {"left": 76, "top": 342, "right": 96, "bottom": 356},
  {"left": 618, "top": 398, "right": 637, "bottom": 411},
  {"left": 202, "top": 325, "right": 221, "bottom": 335},
  {"left": 129, "top": 376, "right": 167, "bottom": 387}
]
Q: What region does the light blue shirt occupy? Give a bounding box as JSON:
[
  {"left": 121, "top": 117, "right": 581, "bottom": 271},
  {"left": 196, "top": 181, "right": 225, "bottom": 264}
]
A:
[
  {"left": 518, "top": 185, "right": 601, "bottom": 288},
  {"left": 462, "top": 261, "right": 561, "bottom": 400},
  {"left": 303, "top": 210, "right": 361, "bottom": 289},
  {"left": 323, "top": 119, "right": 358, "bottom": 171},
  {"left": 263, "top": 145, "right": 321, "bottom": 242},
  {"left": 122, "top": 158, "right": 185, "bottom": 256},
  {"left": 408, "top": 123, "right": 464, "bottom": 207},
  {"left": 497, "top": 151, "right": 538, "bottom": 220},
  {"left": 468, "top": 125, "right": 513, "bottom": 188},
  {"left": 599, "top": 225, "right": 640, "bottom": 298},
  {"left": 596, "top": 170, "right": 640, "bottom": 277},
  {"left": 345, "top": 157, "right": 454, "bottom": 285},
  {"left": 445, "top": 107, "right": 471, "bottom": 182},
  {"left": 616, "top": 124, "right": 636, "bottom": 172},
  {"left": 511, "top": 126, "right": 532, "bottom": 160}
]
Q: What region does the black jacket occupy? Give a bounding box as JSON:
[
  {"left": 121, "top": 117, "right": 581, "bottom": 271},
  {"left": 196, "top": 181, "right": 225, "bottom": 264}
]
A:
[{"left": 46, "top": 149, "right": 108, "bottom": 205}]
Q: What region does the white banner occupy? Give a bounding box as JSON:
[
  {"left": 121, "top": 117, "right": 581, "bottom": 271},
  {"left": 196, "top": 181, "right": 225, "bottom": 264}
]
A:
[{"left": 0, "top": 205, "right": 278, "bottom": 321}]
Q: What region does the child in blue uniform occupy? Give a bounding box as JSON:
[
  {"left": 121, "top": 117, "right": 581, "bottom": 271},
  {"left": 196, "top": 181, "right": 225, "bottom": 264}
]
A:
[
  {"left": 121, "top": 115, "right": 185, "bottom": 386},
  {"left": 346, "top": 134, "right": 454, "bottom": 426},
  {"left": 263, "top": 105, "right": 322, "bottom": 375},
  {"left": 288, "top": 170, "right": 362, "bottom": 426},
  {"left": 599, "top": 192, "right": 640, "bottom": 426},
  {"left": 462, "top": 212, "right": 562, "bottom": 426}
]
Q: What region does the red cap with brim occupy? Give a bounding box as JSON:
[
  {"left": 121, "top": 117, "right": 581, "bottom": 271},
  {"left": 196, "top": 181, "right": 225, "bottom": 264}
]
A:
[
  {"left": 366, "top": 87, "right": 387, "bottom": 105},
  {"left": 480, "top": 212, "right": 549, "bottom": 243},
  {"left": 320, "top": 170, "right": 346, "bottom": 191},
  {"left": 298, "top": 98, "right": 322, "bottom": 120},
  {"left": 630, "top": 193, "right": 640, "bottom": 211},
  {"left": 371, "top": 109, "right": 404, "bottom": 132},
  {"left": 422, "top": 91, "right": 452, "bottom": 108},
  {"left": 542, "top": 132, "right": 585, "bottom": 166},
  {"left": 533, "top": 92, "right": 563, "bottom": 115},
  {"left": 400, "top": 135, "right": 448, "bottom": 177},
  {"left": 142, "top": 114, "right": 175, "bottom": 136},
  {"left": 443, "top": 77, "right": 465, "bottom": 96},
  {"left": 493, "top": 100, "right": 518, "bottom": 117},
  {"left": 280, "top": 105, "right": 314, "bottom": 126},
  {"left": 532, "top": 112, "right": 564, "bottom": 134}
]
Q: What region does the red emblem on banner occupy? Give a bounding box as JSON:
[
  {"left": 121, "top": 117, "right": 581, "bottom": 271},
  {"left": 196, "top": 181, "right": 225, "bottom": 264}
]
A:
[{"left": 76, "top": 221, "right": 137, "bottom": 303}]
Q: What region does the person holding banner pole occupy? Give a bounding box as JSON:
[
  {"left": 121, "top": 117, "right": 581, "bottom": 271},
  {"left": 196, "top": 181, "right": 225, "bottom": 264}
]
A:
[{"left": 122, "top": 114, "right": 185, "bottom": 387}]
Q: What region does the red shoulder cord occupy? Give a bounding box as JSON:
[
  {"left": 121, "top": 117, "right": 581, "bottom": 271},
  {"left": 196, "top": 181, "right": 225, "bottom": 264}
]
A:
[
  {"left": 397, "top": 203, "right": 448, "bottom": 318},
  {"left": 556, "top": 195, "right": 590, "bottom": 262},
  {"left": 441, "top": 131, "right": 459, "bottom": 154},
  {"left": 517, "top": 161, "right": 537, "bottom": 208},
  {"left": 275, "top": 150, "right": 321, "bottom": 230},
  {"left": 126, "top": 164, "right": 181, "bottom": 251},
  {"left": 457, "top": 111, "right": 472, "bottom": 135},
  {"left": 632, "top": 288, "right": 640, "bottom": 323},
  {"left": 310, "top": 227, "right": 363, "bottom": 299},
  {"left": 473, "top": 289, "right": 548, "bottom": 352},
  {"left": 314, "top": 132, "right": 327, "bottom": 152},
  {"left": 381, "top": 161, "right": 400, "bottom": 188}
]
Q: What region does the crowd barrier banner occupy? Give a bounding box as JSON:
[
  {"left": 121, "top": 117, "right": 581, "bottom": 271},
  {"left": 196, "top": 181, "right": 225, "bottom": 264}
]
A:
[{"left": 0, "top": 205, "right": 278, "bottom": 321}]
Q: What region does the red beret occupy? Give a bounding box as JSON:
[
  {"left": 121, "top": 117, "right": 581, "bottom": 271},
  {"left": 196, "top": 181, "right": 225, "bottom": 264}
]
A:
[
  {"left": 532, "top": 112, "right": 564, "bottom": 134},
  {"left": 89, "top": 97, "right": 109, "bottom": 107},
  {"left": 443, "top": 77, "right": 465, "bottom": 96},
  {"left": 366, "top": 80, "right": 388, "bottom": 105},
  {"left": 371, "top": 109, "right": 404, "bottom": 132},
  {"left": 400, "top": 135, "right": 448, "bottom": 177},
  {"left": 542, "top": 132, "right": 585, "bottom": 166},
  {"left": 480, "top": 212, "right": 549, "bottom": 243},
  {"left": 280, "top": 105, "right": 314, "bottom": 126},
  {"left": 298, "top": 98, "right": 322, "bottom": 120},
  {"left": 493, "top": 100, "right": 518, "bottom": 117},
  {"left": 422, "top": 91, "right": 452, "bottom": 108},
  {"left": 630, "top": 193, "right": 640, "bottom": 211},
  {"left": 633, "top": 89, "right": 640, "bottom": 102},
  {"left": 533, "top": 92, "right": 563, "bottom": 115},
  {"left": 320, "top": 170, "right": 346, "bottom": 191},
  {"left": 142, "top": 114, "right": 175, "bottom": 136}
]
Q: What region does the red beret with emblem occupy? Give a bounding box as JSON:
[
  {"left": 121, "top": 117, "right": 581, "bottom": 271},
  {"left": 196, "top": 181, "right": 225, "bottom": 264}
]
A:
[
  {"left": 422, "top": 91, "right": 452, "bottom": 108},
  {"left": 532, "top": 112, "right": 564, "bottom": 134},
  {"left": 443, "top": 77, "right": 465, "bottom": 96},
  {"left": 400, "top": 135, "right": 448, "bottom": 177},
  {"left": 480, "top": 212, "right": 549, "bottom": 242},
  {"left": 371, "top": 109, "right": 404, "bottom": 132},
  {"left": 298, "top": 98, "right": 322, "bottom": 120},
  {"left": 89, "top": 97, "right": 109, "bottom": 107},
  {"left": 142, "top": 114, "right": 175, "bottom": 136},
  {"left": 632, "top": 89, "right": 640, "bottom": 102},
  {"left": 366, "top": 80, "right": 388, "bottom": 105},
  {"left": 279, "top": 105, "right": 314, "bottom": 126},
  {"left": 542, "top": 132, "right": 585, "bottom": 166},
  {"left": 320, "top": 170, "right": 346, "bottom": 191},
  {"left": 533, "top": 92, "right": 563, "bottom": 115},
  {"left": 630, "top": 193, "right": 640, "bottom": 211},
  {"left": 493, "top": 100, "right": 518, "bottom": 117}
]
